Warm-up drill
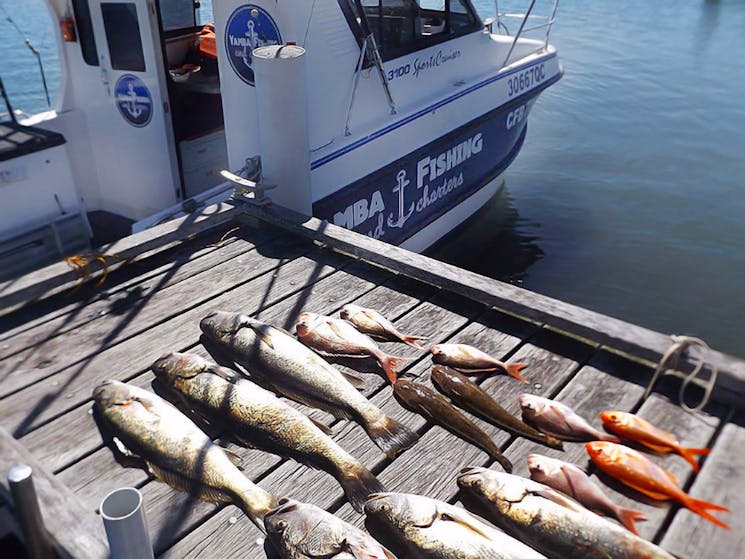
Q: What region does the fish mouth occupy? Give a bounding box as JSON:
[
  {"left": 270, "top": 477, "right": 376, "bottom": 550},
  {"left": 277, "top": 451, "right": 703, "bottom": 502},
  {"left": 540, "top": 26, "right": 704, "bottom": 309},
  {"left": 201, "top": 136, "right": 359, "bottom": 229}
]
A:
[
  {"left": 365, "top": 492, "right": 394, "bottom": 503},
  {"left": 265, "top": 497, "right": 299, "bottom": 519},
  {"left": 457, "top": 467, "right": 488, "bottom": 490}
]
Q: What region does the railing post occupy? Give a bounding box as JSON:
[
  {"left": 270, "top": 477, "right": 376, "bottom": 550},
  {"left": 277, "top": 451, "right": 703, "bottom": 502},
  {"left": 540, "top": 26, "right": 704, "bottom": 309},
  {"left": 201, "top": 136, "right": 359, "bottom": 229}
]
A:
[
  {"left": 502, "top": 0, "right": 538, "bottom": 68},
  {"left": 100, "top": 487, "right": 154, "bottom": 559},
  {"left": 7, "top": 464, "right": 54, "bottom": 559}
]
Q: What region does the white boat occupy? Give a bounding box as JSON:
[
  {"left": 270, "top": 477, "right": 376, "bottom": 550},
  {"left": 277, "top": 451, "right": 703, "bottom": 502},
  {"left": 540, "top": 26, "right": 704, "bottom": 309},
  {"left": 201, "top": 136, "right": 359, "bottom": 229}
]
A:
[{"left": 0, "top": 0, "right": 561, "bottom": 278}]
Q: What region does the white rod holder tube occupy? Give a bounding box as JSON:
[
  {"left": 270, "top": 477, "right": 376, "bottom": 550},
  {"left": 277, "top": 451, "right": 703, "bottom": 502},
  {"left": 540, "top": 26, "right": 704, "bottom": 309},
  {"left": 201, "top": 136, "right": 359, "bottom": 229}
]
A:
[
  {"left": 7, "top": 464, "right": 54, "bottom": 559},
  {"left": 100, "top": 487, "right": 154, "bottom": 559}
]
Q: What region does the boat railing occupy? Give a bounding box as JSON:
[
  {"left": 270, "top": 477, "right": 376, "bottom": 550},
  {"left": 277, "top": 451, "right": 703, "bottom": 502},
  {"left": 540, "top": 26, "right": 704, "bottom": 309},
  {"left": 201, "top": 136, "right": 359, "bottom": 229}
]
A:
[{"left": 494, "top": 0, "right": 559, "bottom": 68}]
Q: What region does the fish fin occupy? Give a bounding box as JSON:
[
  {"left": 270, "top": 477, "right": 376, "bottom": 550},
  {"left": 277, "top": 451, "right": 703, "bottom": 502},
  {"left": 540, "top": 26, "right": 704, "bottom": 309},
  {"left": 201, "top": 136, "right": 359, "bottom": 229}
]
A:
[
  {"left": 439, "top": 509, "right": 495, "bottom": 541},
  {"left": 678, "top": 446, "right": 711, "bottom": 472},
  {"left": 559, "top": 463, "right": 587, "bottom": 499},
  {"left": 147, "top": 462, "right": 232, "bottom": 504},
  {"left": 111, "top": 437, "right": 138, "bottom": 458},
  {"left": 223, "top": 448, "right": 244, "bottom": 470},
  {"left": 503, "top": 363, "right": 529, "bottom": 383},
  {"left": 623, "top": 481, "right": 672, "bottom": 501},
  {"left": 342, "top": 371, "right": 367, "bottom": 389},
  {"left": 379, "top": 355, "right": 409, "bottom": 384},
  {"left": 329, "top": 320, "right": 350, "bottom": 340},
  {"left": 347, "top": 541, "right": 397, "bottom": 559},
  {"left": 640, "top": 441, "right": 674, "bottom": 453},
  {"left": 684, "top": 496, "right": 731, "bottom": 529},
  {"left": 614, "top": 507, "right": 647, "bottom": 536},
  {"left": 365, "top": 415, "right": 419, "bottom": 458},
  {"left": 339, "top": 465, "right": 387, "bottom": 513},
  {"left": 532, "top": 487, "right": 585, "bottom": 513},
  {"left": 309, "top": 416, "right": 334, "bottom": 436},
  {"left": 231, "top": 434, "right": 258, "bottom": 450},
  {"left": 259, "top": 331, "right": 275, "bottom": 350},
  {"left": 207, "top": 363, "right": 241, "bottom": 383},
  {"left": 663, "top": 468, "right": 678, "bottom": 486}
]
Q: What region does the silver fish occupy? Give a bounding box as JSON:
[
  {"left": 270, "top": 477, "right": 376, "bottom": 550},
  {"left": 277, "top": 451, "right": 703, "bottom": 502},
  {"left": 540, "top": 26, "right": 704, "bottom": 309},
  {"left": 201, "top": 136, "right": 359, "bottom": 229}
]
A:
[
  {"left": 364, "top": 492, "right": 547, "bottom": 559},
  {"left": 519, "top": 394, "right": 620, "bottom": 442},
  {"left": 265, "top": 498, "right": 395, "bottom": 559},
  {"left": 527, "top": 454, "right": 646, "bottom": 535},
  {"left": 457, "top": 468, "right": 675, "bottom": 559},
  {"left": 340, "top": 304, "right": 427, "bottom": 349},
  {"left": 152, "top": 352, "right": 386, "bottom": 512},
  {"left": 296, "top": 312, "right": 409, "bottom": 384},
  {"left": 199, "top": 312, "right": 418, "bottom": 458},
  {"left": 430, "top": 344, "right": 528, "bottom": 383},
  {"left": 92, "top": 380, "right": 276, "bottom": 530}
]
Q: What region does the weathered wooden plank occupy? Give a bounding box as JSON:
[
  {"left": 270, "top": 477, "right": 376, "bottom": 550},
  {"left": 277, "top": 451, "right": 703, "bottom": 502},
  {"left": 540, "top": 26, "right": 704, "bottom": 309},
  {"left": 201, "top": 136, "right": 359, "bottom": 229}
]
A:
[
  {"left": 0, "top": 229, "right": 270, "bottom": 356},
  {"left": 0, "top": 426, "right": 108, "bottom": 558},
  {"left": 2, "top": 249, "right": 348, "bottom": 438},
  {"left": 660, "top": 411, "right": 744, "bottom": 558},
  {"left": 245, "top": 205, "right": 745, "bottom": 407},
  {"left": 1, "top": 202, "right": 243, "bottom": 316},
  {"left": 0, "top": 234, "right": 311, "bottom": 398},
  {"left": 16, "top": 253, "right": 368, "bottom": 471}
]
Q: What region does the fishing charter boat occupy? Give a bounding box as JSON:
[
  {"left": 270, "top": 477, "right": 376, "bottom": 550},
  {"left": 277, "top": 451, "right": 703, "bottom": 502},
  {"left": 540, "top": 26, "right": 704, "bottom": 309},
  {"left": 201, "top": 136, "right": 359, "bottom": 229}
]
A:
[{"left": 0, "top": 0, "right": 561, "bottom": 278}]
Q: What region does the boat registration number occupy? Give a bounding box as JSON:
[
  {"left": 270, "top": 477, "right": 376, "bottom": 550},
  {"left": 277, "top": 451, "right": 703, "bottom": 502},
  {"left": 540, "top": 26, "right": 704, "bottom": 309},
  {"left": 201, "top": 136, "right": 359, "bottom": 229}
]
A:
[{"left": 507, "top": 64, "right": 546, "bottom": 97}]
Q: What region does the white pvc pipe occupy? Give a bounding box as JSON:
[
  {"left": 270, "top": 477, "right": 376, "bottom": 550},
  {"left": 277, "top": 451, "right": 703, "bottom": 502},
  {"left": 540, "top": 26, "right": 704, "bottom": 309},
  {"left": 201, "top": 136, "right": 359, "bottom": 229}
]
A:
[
  {"left": 253, "top": 44, "right": 313, "bottom": 215},
  {"left": 100, "top": 487, "right": 154, "bottom": 559}
]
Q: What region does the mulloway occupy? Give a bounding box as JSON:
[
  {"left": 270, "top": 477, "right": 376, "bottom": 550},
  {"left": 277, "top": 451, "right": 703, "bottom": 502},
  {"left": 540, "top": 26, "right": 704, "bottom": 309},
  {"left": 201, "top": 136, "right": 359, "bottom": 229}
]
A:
[
  {"left": 199, "top": 312, "right": 418, "bottom": 458},
  {"left": 364, "top": 492, "right": 547, "bottom": 559},
  {"left": 265, "top": 498, "right": 396, "bottom": 559},
  {"left": 92, "top": 380, "right": 276, "bottom": 530},
  {"left": 151, "top": 352, "right": 385, "bottom": 512},
  {"left": 457, "top": 468, "right": 676, "bottom": 559}
]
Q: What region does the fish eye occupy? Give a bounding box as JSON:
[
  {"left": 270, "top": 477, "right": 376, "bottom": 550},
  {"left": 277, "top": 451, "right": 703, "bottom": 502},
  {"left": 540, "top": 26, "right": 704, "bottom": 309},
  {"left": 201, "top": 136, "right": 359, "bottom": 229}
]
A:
[{"left": 276, "top": 520, "right": 287, "bottom": 531}]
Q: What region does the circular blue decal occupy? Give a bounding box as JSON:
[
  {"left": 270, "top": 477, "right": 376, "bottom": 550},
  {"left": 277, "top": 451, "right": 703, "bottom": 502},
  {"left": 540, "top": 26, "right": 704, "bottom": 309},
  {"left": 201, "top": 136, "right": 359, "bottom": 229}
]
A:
[
  {"left": 225, "top": 5, "right": 282, "bottom": 86},
  {"left": 114, "top": 75, "right": 153, "bottom": 127}
]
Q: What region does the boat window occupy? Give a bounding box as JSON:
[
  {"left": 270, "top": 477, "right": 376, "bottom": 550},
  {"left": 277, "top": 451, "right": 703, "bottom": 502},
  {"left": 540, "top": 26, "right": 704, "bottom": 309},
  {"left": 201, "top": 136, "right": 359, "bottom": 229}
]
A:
[
  {"left": 160, "top": 0, "right": 196, "bottom": 32},
  {"left": 353, "top": 0, "right": 481, "bottom": 62},
  {"left": 71, "top": 0, "right": 99, "bottom": 66},
  {"left": 101, "top": 3, "right": 146, "bottom": 72}
]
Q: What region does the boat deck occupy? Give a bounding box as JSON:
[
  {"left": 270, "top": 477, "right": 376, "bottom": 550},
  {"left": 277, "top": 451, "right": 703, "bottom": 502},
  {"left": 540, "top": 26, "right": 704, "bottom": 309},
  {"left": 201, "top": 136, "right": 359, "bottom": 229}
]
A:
[{"left": 0, "top": 202, "right": 743, "bottom": 558}]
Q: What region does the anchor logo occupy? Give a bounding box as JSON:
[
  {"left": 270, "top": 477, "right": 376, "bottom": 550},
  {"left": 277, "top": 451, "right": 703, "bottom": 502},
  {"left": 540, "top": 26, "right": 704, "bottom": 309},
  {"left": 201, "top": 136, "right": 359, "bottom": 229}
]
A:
[
  {"left": 225, "top": 5, "right": 282, "bottom": 86},
  {"left": 387, "top": 170, "right": 415, "bottom": 229},
  {"left": 114, "top": 75, "right": 153, "bottom": 127}
]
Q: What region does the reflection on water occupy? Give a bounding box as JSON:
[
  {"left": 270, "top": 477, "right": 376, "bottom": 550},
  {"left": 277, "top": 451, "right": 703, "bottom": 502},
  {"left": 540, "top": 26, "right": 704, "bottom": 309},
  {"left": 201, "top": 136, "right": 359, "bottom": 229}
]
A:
[{"left": 425, "top": 181, "right": 544, "bottom": 286}]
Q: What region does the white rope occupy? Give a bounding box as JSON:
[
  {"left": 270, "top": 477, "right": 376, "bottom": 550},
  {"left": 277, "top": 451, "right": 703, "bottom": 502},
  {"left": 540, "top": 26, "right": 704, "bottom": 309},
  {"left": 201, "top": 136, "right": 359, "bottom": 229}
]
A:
[{"left": 643, "top": 335, "right": 718, "bottom": 413}]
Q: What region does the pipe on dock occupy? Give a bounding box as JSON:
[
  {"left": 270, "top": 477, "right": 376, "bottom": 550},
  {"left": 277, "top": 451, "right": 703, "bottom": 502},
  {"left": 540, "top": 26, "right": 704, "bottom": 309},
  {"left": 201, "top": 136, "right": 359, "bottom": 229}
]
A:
[
  {"left": 99, "top": 487, "right": 154, "bottom": 559},
  {"left": 252, "top": 44, "right": 313, "bottom": 215},
  {"left": 7, "top": 464, "right": 54, "bottom": 559}
]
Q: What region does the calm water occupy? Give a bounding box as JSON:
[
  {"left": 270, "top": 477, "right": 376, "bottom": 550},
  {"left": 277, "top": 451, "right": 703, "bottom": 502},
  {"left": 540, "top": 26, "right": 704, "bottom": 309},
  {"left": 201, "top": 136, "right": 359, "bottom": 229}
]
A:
[{"left": 3, "top": 1, "right": 744, "bottom": 357}]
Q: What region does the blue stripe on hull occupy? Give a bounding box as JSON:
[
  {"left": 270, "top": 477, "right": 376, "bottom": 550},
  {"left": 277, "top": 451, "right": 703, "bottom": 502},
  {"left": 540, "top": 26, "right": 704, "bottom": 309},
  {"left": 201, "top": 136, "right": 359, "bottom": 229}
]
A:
[
  {"left": 313, "top": 92, "right": 537, "bottom": 246},
  {"left": 311, "top": 53, "right": 560, "bottom": 170}
]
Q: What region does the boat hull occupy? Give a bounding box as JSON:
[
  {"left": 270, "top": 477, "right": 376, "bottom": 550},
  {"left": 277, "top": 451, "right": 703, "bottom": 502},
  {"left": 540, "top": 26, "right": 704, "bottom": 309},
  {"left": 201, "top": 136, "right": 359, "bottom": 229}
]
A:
[{"left": 313, "top": 85, "right": 546, "bottom": 249}]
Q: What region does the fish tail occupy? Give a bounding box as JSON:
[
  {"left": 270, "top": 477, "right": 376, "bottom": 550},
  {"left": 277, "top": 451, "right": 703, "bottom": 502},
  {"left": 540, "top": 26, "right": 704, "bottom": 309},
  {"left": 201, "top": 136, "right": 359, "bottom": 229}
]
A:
[
  {"left": 236, "top": 487, "right": 278, "bottom": 533},
  {"left": 487, "top": 445, "right": 514, "bottom": 473},
  {"left": 379, "top": 354, "right": 409, "bottom": 384},
  {"left": 614, "top": 506, "right": 647, "bottom": 536},
  {"left": 339, "top": 464, "right": 387, "bottom": 513},
  {"left": 684, "top": 496, "right": 731, "bottom": 529},
  {"left": 365, "top": 414, "right": 419, "bottom": 458},
  {"left": 679, "top": 446, "right": 711, "bottom": 472},
  {"left": 401, "top": 335, "right": 428, "bottom": 349},
  {"left": 504, "top": 363, "right": 529, "bottom": 383}
]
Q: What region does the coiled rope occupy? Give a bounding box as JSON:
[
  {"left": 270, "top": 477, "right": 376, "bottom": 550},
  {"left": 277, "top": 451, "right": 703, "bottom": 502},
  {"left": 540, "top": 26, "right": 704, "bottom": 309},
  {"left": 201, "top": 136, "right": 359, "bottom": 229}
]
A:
[{"left": 643, "top": 335, "right": 718, "bottom": 413}]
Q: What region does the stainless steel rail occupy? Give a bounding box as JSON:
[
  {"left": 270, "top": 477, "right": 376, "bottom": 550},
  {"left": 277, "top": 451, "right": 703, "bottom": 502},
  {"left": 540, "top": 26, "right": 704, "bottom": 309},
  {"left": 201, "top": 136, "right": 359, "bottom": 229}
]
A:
[{"left": 494, "top": 0, "right": 559, "bottom": 68}]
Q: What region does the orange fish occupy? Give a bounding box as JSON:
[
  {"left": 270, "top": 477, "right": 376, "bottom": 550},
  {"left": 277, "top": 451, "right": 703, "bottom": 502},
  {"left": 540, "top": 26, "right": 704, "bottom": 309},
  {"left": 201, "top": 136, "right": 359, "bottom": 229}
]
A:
[
  {"left": 586, "top": 441, "right": 730, "bottom": 529},
  {"left": 600, "top": 411, "right": 711, "bottom": 472}
]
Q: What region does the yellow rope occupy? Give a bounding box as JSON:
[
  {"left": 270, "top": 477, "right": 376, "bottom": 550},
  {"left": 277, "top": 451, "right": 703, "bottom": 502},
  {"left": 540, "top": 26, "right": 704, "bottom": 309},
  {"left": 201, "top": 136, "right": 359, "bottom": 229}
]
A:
[{"left": 64, "top": 253, "right": 122, "bottom": 292}]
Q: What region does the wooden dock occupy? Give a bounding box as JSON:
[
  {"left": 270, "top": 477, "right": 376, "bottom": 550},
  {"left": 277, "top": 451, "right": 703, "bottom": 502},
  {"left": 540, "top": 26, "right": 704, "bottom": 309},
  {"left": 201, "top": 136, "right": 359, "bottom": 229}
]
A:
[{"left": 0, "top": 201, "right": 743, "bottom": 558}]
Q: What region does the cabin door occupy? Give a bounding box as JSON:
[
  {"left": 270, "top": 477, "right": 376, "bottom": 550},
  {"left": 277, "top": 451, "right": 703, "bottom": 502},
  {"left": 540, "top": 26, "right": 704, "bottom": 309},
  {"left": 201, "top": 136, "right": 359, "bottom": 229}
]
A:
[{"left": 87, "top": 0, "right": 181, "bottom": 220}]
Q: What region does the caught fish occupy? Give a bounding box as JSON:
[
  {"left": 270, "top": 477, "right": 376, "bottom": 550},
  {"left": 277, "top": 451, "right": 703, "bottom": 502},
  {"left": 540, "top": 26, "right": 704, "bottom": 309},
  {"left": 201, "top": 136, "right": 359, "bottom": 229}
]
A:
[
  {"left": 199, "top": 312, "right": 418, "bottom": 458},
  {"left": 430, "top": 344, "right": 528, "bottom": 383},
  {"left": 152, "top": 352, "right": 386, "bottom": 512},
  {"left": 92, "top": 380, "right": 276, "bottom": 530},
  {"left": 527, "top": 454, "right": 646, "bottom": 535},
  {"left": 458, "top": 468, "right": 676, "bottom": 559},
  {"left": 392, "top": 380, "right": 512, "bottom": 472},
  {"left": 364, "top": 492, "right": 546, "bottom": 559},
  {"left": 586, "top": 442, "right": 730, "bottom": 529},
  {"left": 431, "top": 366, "right": 563, "bottom": 450},
  {"left": 296, "top": 312, "right": 409, "bottom": 384},
  {"left": 519, "top": 395, "right": 619, "bottom": 442},
  {"left": 600, "top": 411, "right": 711, "bottom": 472},
  {"left": 265, "top": 498, "right": 395, "bottom": 559},
  {"left": 340, "top": 303, "right": 427, "bottom": 349}
]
